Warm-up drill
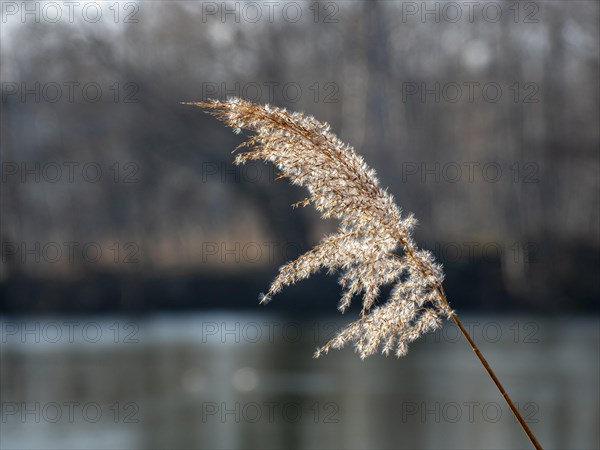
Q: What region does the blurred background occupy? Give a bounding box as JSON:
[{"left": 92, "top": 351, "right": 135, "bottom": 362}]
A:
[{"left": 1, "top": 1, "right": 599, "bottom": 449}]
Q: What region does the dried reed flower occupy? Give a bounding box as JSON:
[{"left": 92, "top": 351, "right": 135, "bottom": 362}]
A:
[
  {"left": 186, "top": 97, "right": 544, "bottom": 450},
  {"left": 188, "top": 97, "right": 452, "bottom": 359}
]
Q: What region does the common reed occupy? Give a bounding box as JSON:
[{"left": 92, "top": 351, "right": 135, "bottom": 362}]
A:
[{"left": 187, "top": 97, "right": 543, "bottom": 450}]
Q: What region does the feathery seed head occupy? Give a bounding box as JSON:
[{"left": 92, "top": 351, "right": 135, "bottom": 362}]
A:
[{"left": 190, "top": 97, "right": 452, "bottom": 358}]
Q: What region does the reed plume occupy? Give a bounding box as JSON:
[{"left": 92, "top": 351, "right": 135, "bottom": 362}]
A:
[
  {"left": 187, "top": 97, "right": 543, "bottom": 449},
  {"left": 189, "top": 97, "right": 449, "bottom": 358}
]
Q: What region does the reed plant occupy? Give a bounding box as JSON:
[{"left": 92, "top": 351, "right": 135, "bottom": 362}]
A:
[{"left": 187, "top": 97, "right": 543, "bottom": 450}]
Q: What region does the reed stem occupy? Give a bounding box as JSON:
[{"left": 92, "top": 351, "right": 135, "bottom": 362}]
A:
[
  {"left": 433, "top": 285, "right": 543, "bottom": 450},
  {"left": 399, "top": 242, "right": 543, "bottom": 449}
]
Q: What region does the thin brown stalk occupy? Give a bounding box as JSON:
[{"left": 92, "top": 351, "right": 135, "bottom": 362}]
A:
[
  {"left": 435, "top": 287, "right": 543, "bottom": 450},
  {"left": 400, "top": 241, "right": 543, "bottom": 449}
]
